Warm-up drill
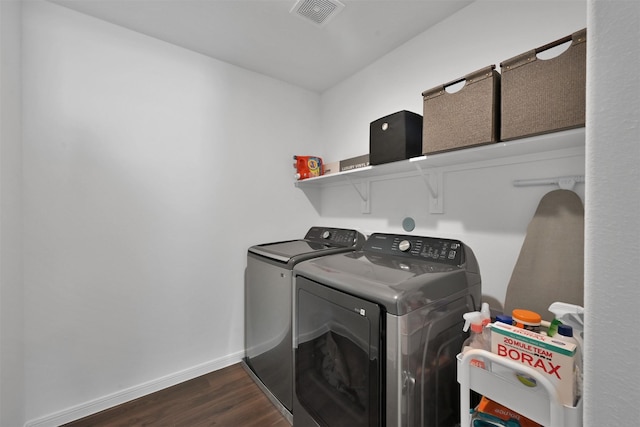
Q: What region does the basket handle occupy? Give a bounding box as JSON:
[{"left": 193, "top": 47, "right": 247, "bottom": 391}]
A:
[
  {"left": 535, "top": 34, "right": 572, "bottom": 54},
  {"left": 501, "top": 28, "right": 586, "bottom": 71},
  {"left": 422, "top": 65, "right": 496, "bottom": 99},
  {"left": 536, "top": 28, "right": 586, "bottom": 54}
]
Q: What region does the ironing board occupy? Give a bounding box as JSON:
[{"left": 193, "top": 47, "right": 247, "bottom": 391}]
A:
[{"left": 504, "top": 189, "right": 584, "bottom": 320}]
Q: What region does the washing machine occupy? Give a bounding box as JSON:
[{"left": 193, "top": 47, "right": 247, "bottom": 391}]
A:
[
  {"left": 293, "top": 233, "right": 481, "bottom": 427},
  {"left": 243, "top": 226, "right": 365, "bottom": 421}
]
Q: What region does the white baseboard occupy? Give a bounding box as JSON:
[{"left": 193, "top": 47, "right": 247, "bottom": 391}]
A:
[{"left": 24, "top": 351, "right": 244, "bottom": 427}]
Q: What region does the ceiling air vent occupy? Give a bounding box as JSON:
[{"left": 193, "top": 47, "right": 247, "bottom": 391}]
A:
[{"left": 290, "top": 0, "right": 345, "bottom": 28}]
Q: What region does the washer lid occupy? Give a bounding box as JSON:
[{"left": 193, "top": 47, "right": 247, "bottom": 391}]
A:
[
  {"left": 249, "top": 227, "right": 365, "bottom": 264},
  {"left": 249, "top": 240, "right": 334, "bottom": 263}
]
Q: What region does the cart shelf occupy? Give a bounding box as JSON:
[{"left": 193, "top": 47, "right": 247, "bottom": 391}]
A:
[{"left": 457, "top": 349, "right": 582, "bottom": 427}]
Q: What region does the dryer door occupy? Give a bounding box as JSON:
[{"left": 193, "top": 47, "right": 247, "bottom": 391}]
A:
[{"left": 295, "top": 276, "right": 382, "bottom": 427}]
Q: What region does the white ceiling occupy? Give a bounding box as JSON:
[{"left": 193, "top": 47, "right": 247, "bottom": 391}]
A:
[{"left": 48, "top": 0, "right": 474, "bottom": 93}]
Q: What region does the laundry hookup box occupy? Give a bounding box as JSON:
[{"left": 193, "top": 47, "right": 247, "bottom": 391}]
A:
[
  {"left": 500, "top": 28, "right": 586, "bottom": 141},
  {"left": 490, "top": 322, "right": 577, "bottom": 406},
  {"left": 421, "top": 65, "right": 500, "bottom": 155}
]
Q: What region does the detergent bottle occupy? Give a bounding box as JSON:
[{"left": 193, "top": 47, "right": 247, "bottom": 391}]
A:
[{"left": 293, "top": 155, "right": 323, "bottom": 180}]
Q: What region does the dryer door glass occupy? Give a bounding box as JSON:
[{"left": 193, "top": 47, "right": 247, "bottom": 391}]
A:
[{"left": 295, "top": 276, "right": 381, "bottom": 427}]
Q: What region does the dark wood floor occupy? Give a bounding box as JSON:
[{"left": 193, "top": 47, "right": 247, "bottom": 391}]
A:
[{"left": 62, "top": 363, "right": 291, "bottom": 427}]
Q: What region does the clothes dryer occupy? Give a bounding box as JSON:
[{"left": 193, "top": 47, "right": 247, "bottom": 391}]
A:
[{"left": 293, "top": 233, "right": 481, "bottom": 427}]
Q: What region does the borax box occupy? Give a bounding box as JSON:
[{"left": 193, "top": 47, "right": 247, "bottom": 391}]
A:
[{"left": 490, "top": 322, "right": 577, "bottom": 406}]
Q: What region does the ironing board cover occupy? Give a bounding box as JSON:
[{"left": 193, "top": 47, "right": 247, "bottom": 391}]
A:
[{"left": 504, "top": 189, "right": 584, "bottom": 320}]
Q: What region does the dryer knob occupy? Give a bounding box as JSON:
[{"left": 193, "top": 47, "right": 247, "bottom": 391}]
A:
[
  {"left": 398, "top": 240, "right": 411, "bottom": 252},
  {"left": 322, "top": 230, "right": 331, "bottom": 239}
]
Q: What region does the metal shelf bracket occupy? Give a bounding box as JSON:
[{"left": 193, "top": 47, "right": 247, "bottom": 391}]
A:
[
  {"left": 346, "top": 177, "right": 371, "bottom": 214},
  {"left": 414, "top": 164, "right": 444, "bottom": 214}
]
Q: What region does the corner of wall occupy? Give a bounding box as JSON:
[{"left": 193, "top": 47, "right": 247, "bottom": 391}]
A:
[{"left": 0, "top": 1, "right": 25, "bottom": 426}]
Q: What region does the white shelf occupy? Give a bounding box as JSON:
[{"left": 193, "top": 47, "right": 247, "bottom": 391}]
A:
[
  {"left": 294, "top": 128, "right": 585, "bottom": 214},
  {"left": 458, "top": 350, "right": 582, "bottom": 427},
  {"left": 295, "top": 128, "right": 585, "bottom": 188}
]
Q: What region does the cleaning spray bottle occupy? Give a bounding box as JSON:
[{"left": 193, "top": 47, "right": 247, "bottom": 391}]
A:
[
  {"left": 462, "top": 311, "right": 490, "bottom": 369},
  {"left": 549, "top": 302, "right": 584, "bottom": 404},
  {"left": 480, "top": 302, "right": 492, "bottom": 345},
  {"left": 548, "top": 302, "right": 584, "bottom": 372}
]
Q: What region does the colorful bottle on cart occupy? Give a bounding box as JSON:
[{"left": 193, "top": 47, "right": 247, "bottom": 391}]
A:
[
  {"left": 555, "top": 324, "right": 582, "bottom": 404},
  {"left": 496, "top": 314, "right": 514, "bottom": 325},
  {"left": 512, "top": 309, "right": 542, "bottom": 332}
]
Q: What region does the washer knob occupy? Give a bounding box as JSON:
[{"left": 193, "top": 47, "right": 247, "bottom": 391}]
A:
[
  {"left": 322, "top": 230, "right": 331, "bottom": 239},
  {"left": 398, "top": 240, "right": 411, "bottom": 252}
]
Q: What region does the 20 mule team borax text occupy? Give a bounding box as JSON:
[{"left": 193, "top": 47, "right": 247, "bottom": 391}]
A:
[{"left": 489, "top": 322, "right": 577, "bottom": 406}]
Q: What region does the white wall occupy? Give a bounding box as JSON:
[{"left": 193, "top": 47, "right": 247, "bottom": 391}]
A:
[
  {"left": 21, "top": 1, "right": 320, "bottom": 425},
  {"left": 0, "top": 1, "right": 25, "bottom": 426},
  {"left": 313, "top": 1, "right": 640, "bottom": 425},
  {"left": 320, "top": 0, "right": 588, "bottom": 161},
  {"left": 585, "top": 1, "right": 639, "bottom": 425},
  {"left": 7, "top": 0, "right": 638, "bottom": 425},
  {"left": 317, "top": 0, "right": 587, "bottom": 307}
]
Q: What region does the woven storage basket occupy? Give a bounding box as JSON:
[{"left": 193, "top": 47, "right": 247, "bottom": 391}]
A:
[
  {"left": 422, "top": 65, "right": 500, "bottom": 155},
  {"left": 501, "top": 28, "right": 586, "bottom": 141}
]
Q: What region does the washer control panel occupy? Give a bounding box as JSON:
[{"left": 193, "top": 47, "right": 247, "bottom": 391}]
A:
[
  {"left": 304, "top": 227, "right": 363, "bottom": 247},
  {"left": 364, "top": 233, "right": 464, "bottom": 265}
]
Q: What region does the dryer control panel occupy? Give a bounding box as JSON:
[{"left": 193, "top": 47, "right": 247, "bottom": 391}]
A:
[{"left": 364, "top": 233, "right": 464, "bottom": 266}]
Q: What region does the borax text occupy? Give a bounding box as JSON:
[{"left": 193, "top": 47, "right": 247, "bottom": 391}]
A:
[{"left": 497, "top": 343, "right": 562, "bottom": 379}]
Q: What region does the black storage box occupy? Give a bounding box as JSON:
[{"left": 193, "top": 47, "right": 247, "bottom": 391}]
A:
[{"left": 369, "top": 110, "right": 423, "bottom": 165}]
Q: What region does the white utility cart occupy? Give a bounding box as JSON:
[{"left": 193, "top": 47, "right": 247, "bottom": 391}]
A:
[{"left": 458, "top": 349, "right": 583, "bottom": 427}]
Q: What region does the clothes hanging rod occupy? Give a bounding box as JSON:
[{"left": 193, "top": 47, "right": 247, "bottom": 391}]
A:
[{"left": 513, "top": 175, "right": 585, "bottom": 190}]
